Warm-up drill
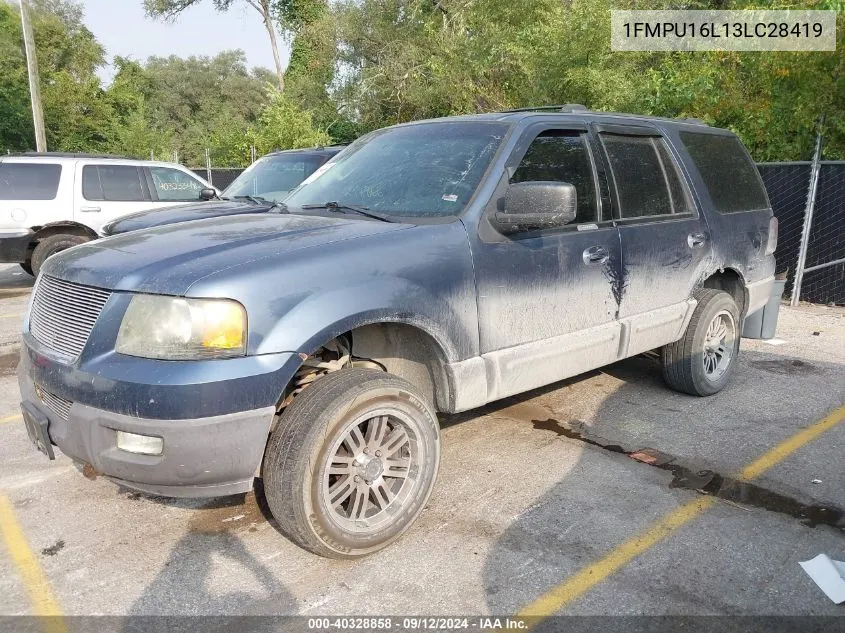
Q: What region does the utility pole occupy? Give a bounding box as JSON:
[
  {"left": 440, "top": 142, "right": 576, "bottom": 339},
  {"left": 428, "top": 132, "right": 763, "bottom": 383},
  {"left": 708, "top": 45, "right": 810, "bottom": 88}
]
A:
[{"left": 19, "top": 0, "right": 46, "bottom": 152}]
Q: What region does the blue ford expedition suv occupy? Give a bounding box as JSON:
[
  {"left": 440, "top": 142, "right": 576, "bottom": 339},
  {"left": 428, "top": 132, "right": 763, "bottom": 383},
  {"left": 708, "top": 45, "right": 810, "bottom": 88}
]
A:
[{"left": 18, "top": 107, "right": 777, "bottom": 558}]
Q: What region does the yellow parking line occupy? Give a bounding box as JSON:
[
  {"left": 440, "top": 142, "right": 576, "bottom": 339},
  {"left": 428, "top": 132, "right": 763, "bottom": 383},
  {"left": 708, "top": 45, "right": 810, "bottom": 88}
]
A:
[
  {"left": 0, "top": 495, "right": 67, "bottom": 632},
  {"left": 738, "top": 404, "right": 845, "bottom": 481},
  {"left": 0, "top": 313, "right": 24, "bottom": 319},
  {"left": 519, "top": 403, "right": 845, "bottom": 618},
  {"left": 0, "top": 414, "right": 21, "bottom": 424}
]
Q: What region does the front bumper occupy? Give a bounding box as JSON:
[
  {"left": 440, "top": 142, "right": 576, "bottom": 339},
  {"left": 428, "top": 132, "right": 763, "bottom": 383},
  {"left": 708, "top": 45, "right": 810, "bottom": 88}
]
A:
[
  {"left": 0, "top": 229, "right": 34, "bottom": 264},
  {"left": 18, "top": 371, "right": 276, "bottom": 497},
  {"left": 17, "top": 338, "right": 298, "bottom": 497}
]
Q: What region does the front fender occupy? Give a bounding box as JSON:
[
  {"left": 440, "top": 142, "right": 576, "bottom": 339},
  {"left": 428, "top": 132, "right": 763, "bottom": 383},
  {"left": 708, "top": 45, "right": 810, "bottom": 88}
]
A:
[
  {"left": 255, "top": 278, "right": 463, "bottom": 361},
  {"left": 188, "top": 222, "right": 479, "bottom": 364}
]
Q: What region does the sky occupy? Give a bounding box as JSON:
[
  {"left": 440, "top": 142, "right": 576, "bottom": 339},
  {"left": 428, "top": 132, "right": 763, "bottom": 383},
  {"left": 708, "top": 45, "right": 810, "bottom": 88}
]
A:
[{"left": 77, "top": 0, "right": 290, "bottom": 84}]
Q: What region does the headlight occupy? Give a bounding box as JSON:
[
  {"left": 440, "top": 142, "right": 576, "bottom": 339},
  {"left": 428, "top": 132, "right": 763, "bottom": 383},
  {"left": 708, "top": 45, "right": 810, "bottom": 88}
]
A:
[{"left": 116, "top": 294, "right": 246, "bottom": 360}]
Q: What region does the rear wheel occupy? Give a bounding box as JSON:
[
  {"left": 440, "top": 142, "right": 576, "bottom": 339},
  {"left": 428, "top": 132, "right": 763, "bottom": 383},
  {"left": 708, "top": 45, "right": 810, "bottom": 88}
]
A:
[
  {"left": 31, "top": 233, "right": 90, "bottom": 277},
  {"left": 661, "top": 289, "right": 740, "bottom": 396},
  {"left": 262, "top": 368, "right": 440, "bottom": 558}
]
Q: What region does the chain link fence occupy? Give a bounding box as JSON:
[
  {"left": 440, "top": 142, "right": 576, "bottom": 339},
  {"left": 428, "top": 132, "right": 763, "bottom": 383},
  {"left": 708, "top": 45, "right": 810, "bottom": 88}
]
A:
[
  {"left": 190, "top": 168, "right": 243, "bottom": 190},
  {"left": 759, "top": 161, "right": 845, "bottom": 306}
]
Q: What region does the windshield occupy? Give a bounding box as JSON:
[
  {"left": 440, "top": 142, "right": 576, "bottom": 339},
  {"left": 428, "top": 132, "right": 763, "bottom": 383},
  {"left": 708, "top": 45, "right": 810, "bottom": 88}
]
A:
[
  {"left": 223, "top": 153, "right": 330, "bottom": 202},
  {"left": 285, "top": 121, "right": 509, "bottom": 217}
]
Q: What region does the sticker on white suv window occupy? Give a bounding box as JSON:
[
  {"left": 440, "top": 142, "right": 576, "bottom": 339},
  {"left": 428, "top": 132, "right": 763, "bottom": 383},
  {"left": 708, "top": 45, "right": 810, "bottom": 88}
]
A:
[{"left": 442, "top": 194, "right": 458, "bottom": 202}]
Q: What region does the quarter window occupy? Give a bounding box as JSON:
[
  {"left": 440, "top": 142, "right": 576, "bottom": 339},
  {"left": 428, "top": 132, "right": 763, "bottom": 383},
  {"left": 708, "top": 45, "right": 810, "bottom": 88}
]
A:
[
  {"left": 680, "top": 132, "right": 769, "bottom": 213},
  {"left": 601, "top": 134, "right": 691, "bottom": 219},
  {"left": 0, "top": 163, "right": 62, "bottom": 200},
  {"left": 82, "top": 165, "right": 147, "bottom": 202},
  {"left": 511, "top": 131, "right": 598, "bottom": 224},
  {"left": 149, "top": 167, "right": 204, "bottom": 201}
]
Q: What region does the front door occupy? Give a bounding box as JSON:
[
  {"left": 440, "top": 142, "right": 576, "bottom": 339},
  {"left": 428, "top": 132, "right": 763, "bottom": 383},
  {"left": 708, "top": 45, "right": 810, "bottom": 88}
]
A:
[
  {"left": 470, "top": 124, "right": 623, "bottom": 401},
  {"left": 596, "top": 126, "right": 713, "bottom": 357}
]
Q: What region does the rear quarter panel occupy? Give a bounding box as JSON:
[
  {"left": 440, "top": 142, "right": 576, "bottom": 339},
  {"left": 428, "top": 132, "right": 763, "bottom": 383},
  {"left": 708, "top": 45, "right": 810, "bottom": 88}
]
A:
[
  {"left": 0, "top": 159, "right": 71, "bottom": 230},
  {"left": 663, "top": 126, "right": 776, "bottom": 286}
]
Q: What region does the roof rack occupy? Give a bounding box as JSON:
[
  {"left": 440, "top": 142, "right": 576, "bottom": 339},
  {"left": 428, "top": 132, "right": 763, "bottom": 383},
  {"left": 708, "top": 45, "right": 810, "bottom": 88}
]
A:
[
  {"left": 502, "top": 104, "right": 589, "bottom": 114},
  {"left": 498, "top": 106, "right": 710, "bottom": 127},
  {"left": 10, "top": 151, "right": 135, "bottom": 160}
]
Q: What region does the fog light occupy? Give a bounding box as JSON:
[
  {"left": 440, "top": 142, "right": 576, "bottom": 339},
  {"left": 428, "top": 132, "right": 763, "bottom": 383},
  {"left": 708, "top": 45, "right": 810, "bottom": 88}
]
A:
[{"left": 116, "top": 431, "right": 163, "bottom": 456}]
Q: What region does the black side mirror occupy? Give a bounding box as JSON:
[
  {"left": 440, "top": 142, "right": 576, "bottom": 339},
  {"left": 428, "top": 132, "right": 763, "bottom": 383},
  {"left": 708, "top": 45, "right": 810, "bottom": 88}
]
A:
[
  {"left": 200, "top": 188, "right": 217, "bottom": 201},
  {"left": 492, "top": 181, "right": 578, "bottom": 235}
]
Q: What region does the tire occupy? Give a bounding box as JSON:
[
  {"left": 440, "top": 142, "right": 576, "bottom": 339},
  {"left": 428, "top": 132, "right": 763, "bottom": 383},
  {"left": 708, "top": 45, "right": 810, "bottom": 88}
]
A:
[
  {"left": 19, "top": 261, "right": 33, "bottom": 276},
  {"left": 31, "top": 233, "right": 90, "bottom": 277},
  {"left": 263, "top": 368, "right": 440, "bottom": 558},
  {"left": 661, "top": 289, "right": 740, "bottom": 397}
]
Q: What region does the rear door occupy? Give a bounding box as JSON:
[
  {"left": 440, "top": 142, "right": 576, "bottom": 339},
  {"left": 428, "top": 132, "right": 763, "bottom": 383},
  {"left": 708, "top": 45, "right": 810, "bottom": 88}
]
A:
[
  {"left": 75, "top": 163, "right": 154, "bottom": 231},
  {"left": 595, "top": 125, "right": 712, "bottom": 357}
]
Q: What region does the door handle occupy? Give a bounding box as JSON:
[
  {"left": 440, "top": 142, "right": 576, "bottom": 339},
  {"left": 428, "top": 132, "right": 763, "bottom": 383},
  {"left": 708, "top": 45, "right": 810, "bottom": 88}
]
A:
[
  {"left": 688, "top": 232, "right": 707, "bottom": 248},
  {"left": 582, "top": 245, "right": 609, "bottom": 265},
  {"left": 79, "top": 206, "right": 101, "bottom": 213}
]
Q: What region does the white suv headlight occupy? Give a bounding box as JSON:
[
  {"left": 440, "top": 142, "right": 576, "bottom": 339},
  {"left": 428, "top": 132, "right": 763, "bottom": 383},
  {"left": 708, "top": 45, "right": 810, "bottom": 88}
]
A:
[{"left": 116, "top": 294, "right": 246, "bottom": 360}]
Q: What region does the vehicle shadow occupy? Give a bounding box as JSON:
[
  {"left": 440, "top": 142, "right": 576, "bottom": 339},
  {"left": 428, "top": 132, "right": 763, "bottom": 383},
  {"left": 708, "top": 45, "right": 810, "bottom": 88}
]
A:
[
  {"left": 478, "top": 348, "right": 845, "bottom": 615},
  {"left": 0, "top": 263, "right": 35, "bottom": 291},
  {"left": 121, "top": 482, "right": 296, "bottom": 626}
]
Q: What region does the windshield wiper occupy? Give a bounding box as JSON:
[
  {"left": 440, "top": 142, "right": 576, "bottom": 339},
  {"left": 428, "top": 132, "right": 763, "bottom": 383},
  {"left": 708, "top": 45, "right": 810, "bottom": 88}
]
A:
[
  {"left": 300, "top": 201, "right": 393, "bottom": 223},
  {"left": 233, "top": 195, "right": 268, "bottom": 205},
  {"left": 269, "top": 202, "right": 289, "bottom": 214}
]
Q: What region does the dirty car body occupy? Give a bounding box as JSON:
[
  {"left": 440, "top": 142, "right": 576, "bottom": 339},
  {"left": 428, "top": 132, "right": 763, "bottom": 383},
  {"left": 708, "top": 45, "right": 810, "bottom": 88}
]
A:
[{"left": 18, "top": 110, "right": 776, "bottom": 555}]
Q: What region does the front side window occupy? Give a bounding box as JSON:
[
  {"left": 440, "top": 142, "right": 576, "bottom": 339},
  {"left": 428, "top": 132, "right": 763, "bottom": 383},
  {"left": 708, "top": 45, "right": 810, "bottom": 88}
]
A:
[
  {"left": 601, "top": 134, "right": 691, "bottom": 219},
  {"left": 149, "top": 167, "right": 205, "bottom": 202},
  {"left": 224, "top": 154, "right": 329, "bottom": 203},
  {"left": 0, "top": 163, "right": 62, "bottom": 200},
  {"left": 511, "top": 131, "right": 598, "bottom": 224},
  {"left": 83, "top": 165, "right": 146, "bottom": 202},
  {"left": 285, "top": 122, "right": 509, "bottom": 218},
  {"left": 680, "top": 132, "right": 769, "bottom": 213}
]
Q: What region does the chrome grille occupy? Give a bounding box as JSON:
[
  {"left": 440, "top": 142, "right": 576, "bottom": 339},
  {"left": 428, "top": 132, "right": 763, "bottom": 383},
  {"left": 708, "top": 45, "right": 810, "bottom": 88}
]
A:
[
  {"left": 29, "top": 276, "right": 111, "bottom": 361},
  {"left": 35, "top": 384, "right": 72, "bottom": 421}
]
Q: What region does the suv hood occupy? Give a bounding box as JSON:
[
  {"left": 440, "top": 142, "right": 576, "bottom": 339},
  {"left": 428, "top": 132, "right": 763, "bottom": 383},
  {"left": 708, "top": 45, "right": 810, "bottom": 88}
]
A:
[
  {"left": 102, "top": 199, "right": 275, "bottom": 235},
  {"left": 45, "top": 213, "right": 410, "bottom": 295}
]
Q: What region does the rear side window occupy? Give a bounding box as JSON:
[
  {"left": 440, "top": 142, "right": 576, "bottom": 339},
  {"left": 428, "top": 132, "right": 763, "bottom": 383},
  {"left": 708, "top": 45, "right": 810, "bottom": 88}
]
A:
[
  {"left": 680, "top": 132, "right": 769, "bottom": 213},
  {"left": 0, "top": 163, "right": 62, "bottom": 200},
  {"left": 601, "top": 134, "right": 692, "bottom": 219},
  {"left": 511, "top": 131, "right": 598, "bottom": 224},
  {"left": 83, "top": 165, "right": 147, "bottom": 202}
]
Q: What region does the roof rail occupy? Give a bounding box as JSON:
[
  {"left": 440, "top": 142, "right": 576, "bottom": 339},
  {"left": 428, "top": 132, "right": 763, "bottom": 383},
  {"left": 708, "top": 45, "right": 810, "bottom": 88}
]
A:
[
  {"left": 501, "top": 104, "right": 589, "bottom": 114},
  {"left": 11, "top": 151, "right": 135, "bottom": 160}
]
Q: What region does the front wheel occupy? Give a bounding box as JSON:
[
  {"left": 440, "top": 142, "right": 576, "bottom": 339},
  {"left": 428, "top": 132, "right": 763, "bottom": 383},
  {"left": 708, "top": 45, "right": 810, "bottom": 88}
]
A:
[
  {"left": 31, "top": 233, "right": 90, "bottom": 277},
  {"left": 263, "top": 368, "right": 440, "bottom": 558},
  {"left": 661, "top": 289, "right": 740, "bottom": 396}
]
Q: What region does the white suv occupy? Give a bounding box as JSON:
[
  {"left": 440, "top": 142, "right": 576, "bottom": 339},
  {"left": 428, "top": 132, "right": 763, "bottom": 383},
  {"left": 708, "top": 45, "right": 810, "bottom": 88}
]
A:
[{"left": 0, "top": 153, "right": 215, "bottom": 276}]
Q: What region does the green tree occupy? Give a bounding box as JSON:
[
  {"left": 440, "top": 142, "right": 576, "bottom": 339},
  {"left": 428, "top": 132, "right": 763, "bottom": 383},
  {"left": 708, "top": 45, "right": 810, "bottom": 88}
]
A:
[
  {"left": 250, "top": 88, "right": 331, "bottom": 155},
  {"left": 106, "top": 50, "right": 276, "bottom": 165},
  {"left": 0, "top": 0, "right": 112, "bottom": 152},
  {"left": 144, "top": 0, "right": 289, "bottom": 91},
  {"left": 0, "top": 2, "right": 33, "bottom": 150}
]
